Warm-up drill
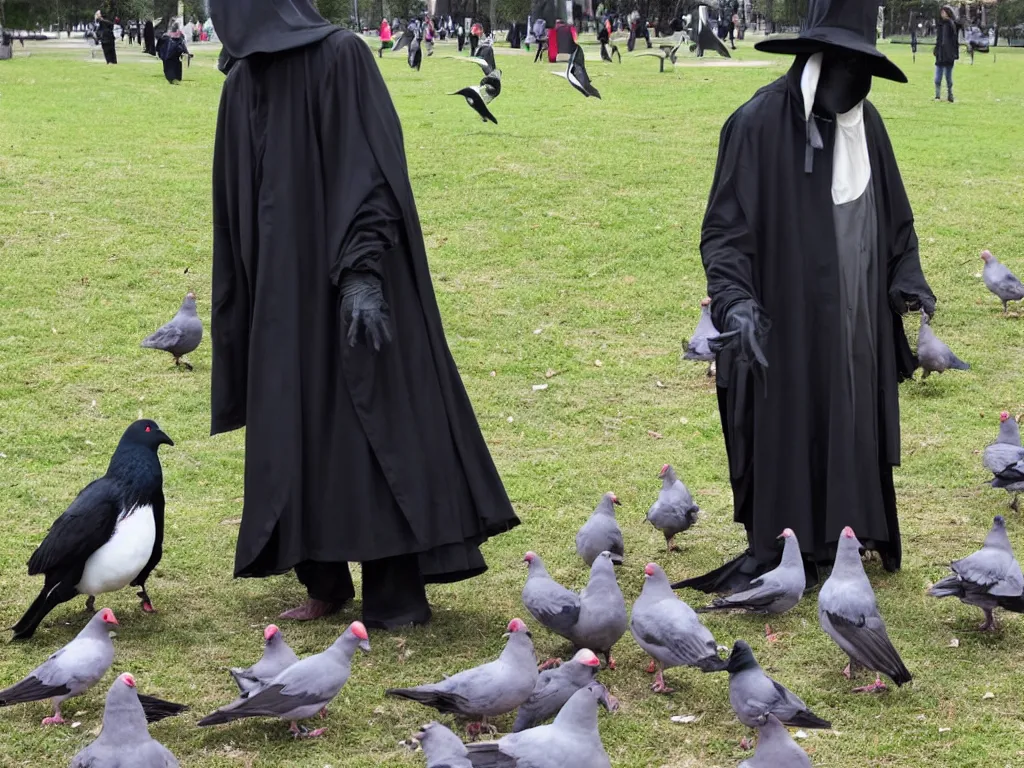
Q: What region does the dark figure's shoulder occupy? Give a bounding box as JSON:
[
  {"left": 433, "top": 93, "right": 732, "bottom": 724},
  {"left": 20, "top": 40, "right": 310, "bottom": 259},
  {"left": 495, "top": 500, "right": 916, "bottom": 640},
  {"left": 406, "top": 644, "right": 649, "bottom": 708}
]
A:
[
  {"left": 223, "top": 28, "right": 371, "bottom": 85},
  {"left": 717, "top": 76, "right": 791, "bottom": 142}
]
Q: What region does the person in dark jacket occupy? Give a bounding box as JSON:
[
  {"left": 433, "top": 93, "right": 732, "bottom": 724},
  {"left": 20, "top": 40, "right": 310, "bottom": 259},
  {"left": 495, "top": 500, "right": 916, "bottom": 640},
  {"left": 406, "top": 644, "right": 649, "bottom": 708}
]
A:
[
  {"left": 156, "top": 22, "right": 190, "bottom": 83},
  {"left": 95, "top": 10, "right": 116, "bottom": 64},
  {"left": 934, "top": 4, "right": 958, "bottom": 102}
]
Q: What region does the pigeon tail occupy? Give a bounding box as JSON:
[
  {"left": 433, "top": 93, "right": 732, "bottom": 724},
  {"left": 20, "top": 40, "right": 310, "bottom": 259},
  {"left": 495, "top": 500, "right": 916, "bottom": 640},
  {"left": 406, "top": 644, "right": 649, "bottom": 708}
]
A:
[
  {"left": 784, "top": 711, "right": 832, "bottom": 729},
  {"left": 948, "top": 354, "right": 970, "bottom": 371},
  {"left": 927, "top": 574, "right": 965, "bottom": 600},
  {"left": 466, "top": 743, "right": 517, "bottom": 768},
  {"left": 384, "top": 687, "right": 471, "bottom": 715},
  {"left": 137, "top": 693, "right": 189, "bottom": 723}
]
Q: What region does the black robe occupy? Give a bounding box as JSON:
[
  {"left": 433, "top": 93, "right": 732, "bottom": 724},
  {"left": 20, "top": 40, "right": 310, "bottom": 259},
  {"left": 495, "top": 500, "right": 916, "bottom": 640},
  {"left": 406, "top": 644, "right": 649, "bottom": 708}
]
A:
[
  {"left": 701, "top": 62, "right": 933, "bottom": 570},
  {"left": 211, "top": 30, "right": 519, "bottom": 583},
  {"left": 143, "top": 21, "right": 156, "bottom": 55}
]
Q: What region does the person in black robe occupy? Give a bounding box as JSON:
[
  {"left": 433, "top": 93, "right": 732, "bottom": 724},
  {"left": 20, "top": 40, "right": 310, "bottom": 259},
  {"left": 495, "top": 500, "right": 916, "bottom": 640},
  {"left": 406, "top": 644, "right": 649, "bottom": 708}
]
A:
[
  {"left": 677, "top": 0, "right": 935, "bottom": 596},
  {"left": 95, "top": 11, "right": 117, "bottom": 64},
  {"left": 157, "top": 22, "right": 190, "bottom": 83},
  {"left": 208, "top": 0, "right": 520, "bottom": 630},
  {"left": 143, "top": 20, "right": 157, "bottom": 56}
]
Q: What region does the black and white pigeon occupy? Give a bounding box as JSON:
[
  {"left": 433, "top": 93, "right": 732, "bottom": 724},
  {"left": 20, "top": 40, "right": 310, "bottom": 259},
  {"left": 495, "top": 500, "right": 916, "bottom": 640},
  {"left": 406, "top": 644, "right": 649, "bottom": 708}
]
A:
[
  {"left": 818, "top": 526, "right": 912, "bottom": 693},
  {"left": 451, "top": 75, "right": 501, "bottom": 124},
  {"left": 634, "top": 35, "right": 686, "bottom": 72},
  {"left": 70, "top": 674, "right": 181, "bottom": 768},
  {"left": 141, "top": 292, "right": 203, "bottom": 370},
  {"left": 738, "top": 714, "right": 813, "bottom": 768},
  {"left": 929, "top": 515, "right": 1024, "bottom": 630},
  {"left": 726, "top": 640, "right": 831, "bottom": 733},
  {"left": 230, "top": 624, "right": 300, "bottom": 694},
  {"left": 408, "top": 33, "right": 423, "bottom": 70},
  {"left": 198, "top": 621, "right": 370, "bottom": 738},
  {"left": 413, "top": 721, "right": 473, "bottom": 768},
  {"left": 687, "top": 4, "right": 731, "bottom": 58},
  {"left": 512, "top": 648, "right": 603, "bottom": 732},
  {"left": 552, "top": 46, "right": 600, "bottom": 98},
  {"left": 465, "top": 682, "right": 616, "bottom": 768},
  {"left": 386, "top": 618, "right": 539, "bottom": 736},
  {"left": 521, "top": 551, "right": 627, "bottom": 668},
  {"left": 0, "top": 609, "right": 185, "bottom": 726},
  {"left": 630, "top": 562, "right": 728, "bottom": 693},
  {"left": 11, "top": 419, "right": 174, "bottom": 640},
  {"left": 576, "top": 492, "right": 624, "bottom": 566},
  {"left": 981, "top": 249, "right": 1024, "bottom": 314},
  {"left": 646, "top": 464, "right": 699, "bottom": 552},
  {"left": 697, "top": 528, "right": 806, "bottom": 617},
  {"left": 917, "top": 312, "right": 970, "bottom": 378},
  {"left": 683, "top": 297, "right": 719, "bottom": 375},
  {"left": 984, "top": 412, "right": 1024, "bottom": 512}
]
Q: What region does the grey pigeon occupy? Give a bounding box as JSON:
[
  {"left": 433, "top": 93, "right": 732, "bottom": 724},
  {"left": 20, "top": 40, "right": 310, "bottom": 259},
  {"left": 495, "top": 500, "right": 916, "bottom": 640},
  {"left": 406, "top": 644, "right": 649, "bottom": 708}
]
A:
[
  {"left": 984, "top": 412, "right": 1024, "bottom": 512},
  {"left": 141, "top": 291, "right": 203, "bottom": 370},
  {"left": 465, "top": 682, "right": 615, "bottom": 768},
  {"left": 512, "top": 648, "right": 602, "bottom": 732},
  {"left": 386, "top": 618, "right": 539, "bottom": 735},
  {"left": 916, "top": 313, "right": 970, "bottom": 378},
  {"left": 683, "top": 297, "right": 719, "bottom": 375},
  {"left": 70, "top": 673, "right": 180, "bottom": 768},
  {"left": 929, "top": 515, "right": 1024, "bottom": 630},
  {"left": 576, "top": 493, "right": 624, "bottom": 566},
  {"left": 738, "top": 714, "right": 812, "bottom": 768},
  {"left": 413, "top": 721, "right": 473, "bottom": 768},
  {"left": 992, "top": 459, "right": 1024, "bottom": 513},
  {"left": 198, "top": 621, "right": 370, "bottom": 738},
  {"left": 630, "top": 562, "right": 727, "bottom": 693},
  {"left": 521, "top": 551, "right": 627, "bottom": 668},
  {"left": 699, "top": 529, "right": 805, "bottom": 615},
  {"left": 981, "top": 249, "right": 1024, "bottom": 314},
  {"left": 230, "top": 623, "right": 300, "bottom": 694},
  {"left": 726, "top": 640, "right": 831, "bottom": 731},
  {"left": 646, "top": 464, "right": 700, "bottom": 552},
  {"left": 818, "top": 527, "right": 912, "bottom": 692}
]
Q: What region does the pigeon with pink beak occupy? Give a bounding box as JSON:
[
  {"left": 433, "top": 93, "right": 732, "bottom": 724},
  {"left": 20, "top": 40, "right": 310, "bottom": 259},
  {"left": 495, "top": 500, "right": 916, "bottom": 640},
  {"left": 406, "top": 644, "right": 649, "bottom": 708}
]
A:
[
  {"left": 513, "top": 648, "right": 612, "bottom": 731},
  {"left": 230, "top": 623, "right": 300, "bottom": 694}
]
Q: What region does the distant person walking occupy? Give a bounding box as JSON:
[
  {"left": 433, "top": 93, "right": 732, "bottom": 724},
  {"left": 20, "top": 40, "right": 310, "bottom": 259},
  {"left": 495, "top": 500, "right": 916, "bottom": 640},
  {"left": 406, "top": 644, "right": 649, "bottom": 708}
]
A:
[
  {"left": 157, "top": 21, "right": 190, "bottom": 83},
  {"left": 95, "top": 10, "right": 117, "bottom": 64},
  {"left": 378, "top": 18, "right": 392, "bottom": 57},
  {"left": 143, "top": 20, "right": 157, "bottom": 55},
  {"left": 934, "top": 4, "right": 958, "bottom": 102}
]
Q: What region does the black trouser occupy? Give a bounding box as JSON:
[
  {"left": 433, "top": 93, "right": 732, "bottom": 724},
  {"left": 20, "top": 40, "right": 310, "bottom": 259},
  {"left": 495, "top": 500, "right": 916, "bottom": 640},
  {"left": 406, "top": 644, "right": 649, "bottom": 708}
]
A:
[
  {"left": 101, "top": 42, "right": 117, "bottom": 63},
  {"left": 469, "top": 34, "right": 479, "bottom": 55},
  {"left": 295, "top": 554, "right": 430, "bottom": 627}
]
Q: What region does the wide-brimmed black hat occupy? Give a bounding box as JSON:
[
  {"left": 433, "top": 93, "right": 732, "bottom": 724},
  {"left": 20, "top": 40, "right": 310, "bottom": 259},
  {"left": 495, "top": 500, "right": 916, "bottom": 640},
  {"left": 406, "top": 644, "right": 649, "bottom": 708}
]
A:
[{"left": 755, "top": 0, "right": 907, "bottom": 83}]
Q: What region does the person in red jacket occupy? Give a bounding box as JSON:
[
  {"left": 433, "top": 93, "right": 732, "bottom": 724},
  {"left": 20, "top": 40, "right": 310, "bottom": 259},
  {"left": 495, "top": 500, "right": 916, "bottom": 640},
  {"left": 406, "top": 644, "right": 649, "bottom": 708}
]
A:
[{"left": 378, "top": 17, "right": 392, "bottom": 57}]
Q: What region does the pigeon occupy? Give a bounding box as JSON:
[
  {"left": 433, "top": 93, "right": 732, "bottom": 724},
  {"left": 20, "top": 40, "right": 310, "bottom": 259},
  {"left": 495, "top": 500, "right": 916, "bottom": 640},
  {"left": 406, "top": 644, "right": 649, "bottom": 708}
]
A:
[
  {"left": 630, "top": 562, "right": 728, "bottom": 693},
  {"left": 198, "top": 621, "right": 370, "bottom": 738},
  {"left": 230, "top": 624, "right": 300, "bottom": 694},
  {"left": 687, "top": 4, "right": 732, "bottom": 58},
  {"left": 726, "top": 640, "right": 831, "bottom": 732},
  {"left": 983, "top": 412, "right": 1024, "bottom": 512},
  {"left": 929, "top": 515, "right": 1024, "bottom": 630},
  {"left": 992, "top": 460, "right": 1024, "bottom": 513},
  {"left": 981, "top": 249, "right": 1024, "bottom": 314},
  {"left": 576, "top": 493, "right": 624, "bottom": 566},
  {"left": 70, "top": 674, "right": 181, "bottom": 768},
  {"left": 452, "top": 40, "right": 498, "bottom": 76},
  {"left": 646, "top": 464, "right": 700, "bottom": 552},
  {"left": 916, "top": 312, "right": 970, "bottom": 378},
  {"left": 409, "top": 34, "right": 422, "bottom": 70},
  {"left": 634, "top": 36, "right": 687, "bottom": 72},
  {"left": 738, "top": 714, "right": 813, "bottom": 768},
  {"left": 552, "top": 46, "right": 600, "bottom": 98},
  {"left": 386, "top": 618, "right": 539, "bottom": 735},
  {"left": 451, "top": 74, "right": 501, "bottom": 124},
  {"left": 521, "top": 551, "right": 627, "bottom": 668},
  {"left": 413, "top": 721, "right": 473, "bottom": 768},
  {"left": 464, "top": 682, "right": 616, "bottom": 768},
  {"left": 512, "top": 648, "right": 603, "bottom": 732},
  {"left": 818, "top": 526, "right": 912, "bottom": 692},
  {"left": 698, "top": 528, "right": 806, "bottom": 617},
  {"left": 11, "top": 419, "right": 174, "bottom": 640},
  {"left": 141, "top": 292, "right": 203, "bottom": 370},
  {"left": 683, "top": 297, "right": 720, "bottom": 375}
]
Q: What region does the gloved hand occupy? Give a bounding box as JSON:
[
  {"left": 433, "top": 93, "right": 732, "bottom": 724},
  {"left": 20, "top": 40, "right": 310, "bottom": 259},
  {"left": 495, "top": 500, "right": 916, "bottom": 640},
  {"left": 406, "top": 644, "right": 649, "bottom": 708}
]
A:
[
  {"left": 709, "top": 299, "right": 770, "bottom": 369},
  {"left": 341, "top": 272, "right": 392, "bottom": 352},
  {"left": 904, "top": 292, "right": 936, "bottom": 319}
]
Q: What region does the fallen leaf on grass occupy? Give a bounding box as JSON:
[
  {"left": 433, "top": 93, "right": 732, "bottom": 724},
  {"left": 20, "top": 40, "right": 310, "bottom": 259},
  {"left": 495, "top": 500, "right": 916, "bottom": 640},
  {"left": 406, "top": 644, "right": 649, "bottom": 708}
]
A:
[
  {"left": 220, "top": 517, "right": 242, "bottom": 526},
  {"left": 983, "top": 691, "right": 995, "bottom": 699},
  {"left": 545, "top": 368, "right": 558, "bottom": 379},
  {"left": 656, "top": 380, "right": 665, "bottom": 388},
  {"left": 948, "top": 638, "right": 960, "bottom": 648},
  {"left": 939, "top": 727, "right": 951, "bottom": 733},
  {"left": 794, "top": 731, "right": 808, "bottom": 739},
  {"left": 670, "top": 715, "right": 698, "bottom": 724},
  {"left": 648, "top": 430, "right": 663, "bottom": 439},
  {"left": 71, "top": 721, "right": 82, "bottom": 729},
  {"left": 532, "top": 384, "right": 548, "bottom": 392},
  {"left": 594, "top": 359, "right": 603, "bottom": 367}
]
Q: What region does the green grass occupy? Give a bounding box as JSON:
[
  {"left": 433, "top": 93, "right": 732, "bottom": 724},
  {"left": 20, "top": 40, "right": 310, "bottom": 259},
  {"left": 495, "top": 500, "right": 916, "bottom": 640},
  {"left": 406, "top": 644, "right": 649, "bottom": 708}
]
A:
[{"left": 1, "top": 35, "right": 1024, "bottom": 767}]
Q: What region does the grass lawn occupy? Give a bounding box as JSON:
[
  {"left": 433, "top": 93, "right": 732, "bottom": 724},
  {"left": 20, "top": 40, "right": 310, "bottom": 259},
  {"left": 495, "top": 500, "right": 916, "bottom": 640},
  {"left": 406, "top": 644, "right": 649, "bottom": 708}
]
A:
[{"left": 2, "top": 34, "right": 1024, "bottom": 767}]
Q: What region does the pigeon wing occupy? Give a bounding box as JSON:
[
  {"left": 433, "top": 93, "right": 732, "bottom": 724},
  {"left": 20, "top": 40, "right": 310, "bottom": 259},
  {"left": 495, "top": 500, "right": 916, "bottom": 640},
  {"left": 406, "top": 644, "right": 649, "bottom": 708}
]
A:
[
  {"left": 141, "top": 322, "right": 185, "bottom": 351},
  {"left": 823, "top": 611, "right": 911, "bottom": 684},
  {"left": 523, "top": 579, "right": 581, "bottom": 636}
]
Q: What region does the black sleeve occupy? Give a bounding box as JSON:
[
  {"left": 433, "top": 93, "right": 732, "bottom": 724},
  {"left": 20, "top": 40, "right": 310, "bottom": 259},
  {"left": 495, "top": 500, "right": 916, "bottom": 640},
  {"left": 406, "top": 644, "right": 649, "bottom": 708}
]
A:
[{"left": 700, "top": 108, "right": 760, "bottom": 330}]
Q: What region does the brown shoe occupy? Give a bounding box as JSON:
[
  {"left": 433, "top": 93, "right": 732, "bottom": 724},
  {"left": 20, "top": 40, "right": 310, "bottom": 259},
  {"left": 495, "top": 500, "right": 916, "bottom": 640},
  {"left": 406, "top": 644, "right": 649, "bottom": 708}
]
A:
[{"left": 279, "top": 599, "right": 344, "bottom": 621}]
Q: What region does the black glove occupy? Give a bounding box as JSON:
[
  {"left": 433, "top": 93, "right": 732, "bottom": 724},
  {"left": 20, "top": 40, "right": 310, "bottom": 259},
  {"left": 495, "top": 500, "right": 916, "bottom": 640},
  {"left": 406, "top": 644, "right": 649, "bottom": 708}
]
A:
[
  {"left": 340, "top": 272, "right": 392, "bottom": 351},
  {"left": 709, "top": 299, "right": 770, "bottom": 369},
  {"left": 905, "top": 292, "right": 936, "bottom": 319}
]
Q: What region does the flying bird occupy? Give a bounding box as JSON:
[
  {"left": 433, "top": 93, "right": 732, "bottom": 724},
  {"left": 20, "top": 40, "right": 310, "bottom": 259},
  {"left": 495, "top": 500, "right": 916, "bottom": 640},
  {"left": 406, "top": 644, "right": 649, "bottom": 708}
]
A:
[
  {"left": 392, "top": 27, "right": 414, "bottom": 53},
  {"left": 198, "top": 622, "right": 370, "bottom": 739},
  {"left": 70, "top": 674, "right": 181, "bottom": 768},
  {"left": 818, "top": 527, "right": 912, "bottom": 693},
  {"left": 553, "top": 46, "right": 600, "bottom": 98},
  {"left": 688, "top": 4, "right": 732, "bottom": 58},
  {"left": 451, "top": 73, "right": 501, "bottom": 124},
  {"left": 929, "top": 515, "right": 1024, "bottom": 631},
  {"left": 11, "top": 420, "right": 174, "bottom": 640},
  {"left": 230, "top": 624, "right": 300, "bottom": 694},
  {"left": 576, "top": 492, "right": 624, "bottom": 566},
  {"left": 141, "top": 291, "right": 203, "bottom": 370},
  {"left": 646, "top": 464, "right": 700, "bottom": 552},
  {"left": 981, "top": 249, "right": 1024, "bottom": 314}
]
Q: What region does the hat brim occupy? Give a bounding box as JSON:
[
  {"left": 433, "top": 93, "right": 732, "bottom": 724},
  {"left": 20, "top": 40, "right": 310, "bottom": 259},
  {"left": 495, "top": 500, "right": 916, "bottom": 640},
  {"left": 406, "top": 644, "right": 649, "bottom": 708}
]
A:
[{"left": 755, "top": 28, "right": 907, "bottom": 83}]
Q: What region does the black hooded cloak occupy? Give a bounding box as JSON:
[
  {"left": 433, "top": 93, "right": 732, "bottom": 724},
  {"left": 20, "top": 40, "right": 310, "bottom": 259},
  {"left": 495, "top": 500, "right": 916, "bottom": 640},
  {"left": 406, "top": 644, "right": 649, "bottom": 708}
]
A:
[
  {"left": 143, "top": 21, "right": 156, "bottom": 55},
  {"left": 699, "top": 61, "right": 932, "bottom": 574},
  {"left": 210, "top": 0, "right": 519, "bottom": 582}
]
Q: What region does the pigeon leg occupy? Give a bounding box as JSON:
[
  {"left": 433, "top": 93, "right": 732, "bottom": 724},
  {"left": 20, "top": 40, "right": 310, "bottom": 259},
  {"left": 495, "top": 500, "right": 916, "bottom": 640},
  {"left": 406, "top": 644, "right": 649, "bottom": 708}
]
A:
[
  {"left": 666, "top": 535, "right": 678, "bottom": 552},
  {"left": 852, "top": 674, "right": 887, "bottom": 694},
  {"left": 137, "top": 588, "right": 156, "bottom": 613},
  {"left": 1011, "top": 494, "right": 1020, "bottom": 514},
  {"left": 978, "top": 608, "right": 997, "bottom": 631},
  {"left": 85, "top": 595, "right": 96, "bottom": 613},
  {"left": 319, "top": 706, "right": 329, "bottom": 720},
  {"left": 650, "top": 667, "right": 674, "bottom": 694},
  {"left": 290, "top": 721, "right": 327, "bottom": 739},
  {"left": 174, "top": 357, "right": 181, "bottom": 367},
  {"left": 280, "top": 598, "right": 343, "bottom": 621},
  {"left": 538, "top": 657, "right": 563, "bottom": 671},
  {"left": 181, "top": 358, "right": 194, "bottom": 372},
  {"left": 842, "top": 662, "right": 852, "bottom": 680},
  {"left": 645, "top": 658, "right": 657, "bottom": 674},
  {"left": 739, "top": 736, "right": 753, "bottom": 750},
  {"left": 603, "top": 651, "right": 616, "bottom": 670},
  {"left": 42, "top": 703, "right": 65, "bottom": 726},
  {"left": 764, "top": 624, "right": 779, "bottom": 643}
]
